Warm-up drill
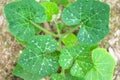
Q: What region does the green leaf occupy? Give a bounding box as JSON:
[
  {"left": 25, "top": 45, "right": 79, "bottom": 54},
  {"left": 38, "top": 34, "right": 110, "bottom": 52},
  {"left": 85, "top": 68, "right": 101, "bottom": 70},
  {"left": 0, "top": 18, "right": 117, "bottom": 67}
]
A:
[
  {"left": 41, "top": 0, "right": 50, "bottom": 1},
  {"left": 59, "top": 46, "right": 115, "bottom": 80},
  {"left": 62, "top": 33, "right": 77, "bottom": 47},
  {"left": 18, "top": 36, "right": 59, "bottom": 78},
  {"left": 27, "top": 36, "right": 58, "bottom": 53},
  {"left": 62, "top": 0, "right": 110, "bottom": 45},
  {"left": 13, "top": 64, "right": 40, "bottom": 80},
  {"left": 85, "top": 48, "right": 115, "bottom": 80},
  {"left": 50, "top": 74, "right": 66, "bottom": 80},
  {"left": 41, "top": 2, "right": 59, "bottom": 21},
  {"left": 77, "top": 0, "right": 99, "bottom": 1},
  {"left": 50, "top": 0, "right": 69, "bottom": 6},
  {"left": 70, "top": 50, "right": 93, "bottom": 78},
  {"left": 70, "top": 48, "right": 115, "bottom": 80},
  {"left": 50, "top": 73, "right": 83, "bottom": 80},
  {"left": 4, "top": 0, "right": 46, "bottom": 43},
  {"left": 50, "top": 73, "right": 85, "bottom": 80},
  {"left": 59, "top": 45, "right": 90, "bottom": 69},
  {"left": 88, "top": 44, "right": 98, "bottom": 50},
  {"left": 66, "top": 73, "right": 85, "bottom": 80}
]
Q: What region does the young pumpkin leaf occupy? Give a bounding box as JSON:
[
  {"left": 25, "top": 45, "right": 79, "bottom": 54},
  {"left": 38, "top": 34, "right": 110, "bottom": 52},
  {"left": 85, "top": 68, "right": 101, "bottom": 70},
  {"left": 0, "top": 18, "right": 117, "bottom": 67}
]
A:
[
  {"left": 4, "top": 0, "right": 46, "bottom": 43},
  {"left": 59, "top": 45, "right": 90, "bottom": 69},
  {"left": 69, "top": 48, "right": 115, "bottom": 80},
  {"left": 85, "top": 48, "right": 115, "bottom": 80},
  {"left": 70, "top": 58, "right": 93, "bottom": 78},
  {"left": 18, "top": 36, "right": 59, "bottom": 78},
  {"left": 59, "top": 46, "right": 115, "bottom": 80},
  {"left": 62, "top": 0, "right": 110, "bottom": 45},
  {"left": 70, "top": 51, "right": 93, "bottom": 78},
  {"left": 50, "top": 0, "right": 69, "bottom": 6},
  {"left": 41, "top": 2, "right": 59, "bottom": 21},
  {"left": 62, "top": 33, "right": 77, "bottom": 47},
  {"left": 13, "top": 64, "right": 40, "bottom": 80}
]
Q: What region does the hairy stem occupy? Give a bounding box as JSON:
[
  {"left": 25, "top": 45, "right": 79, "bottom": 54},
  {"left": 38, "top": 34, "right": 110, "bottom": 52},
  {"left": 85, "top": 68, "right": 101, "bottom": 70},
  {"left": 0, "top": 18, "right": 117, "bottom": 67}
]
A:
[
  {"left": 62, "top": 26, "right": 79, "bottom": 38},
  {"left": 54, "top": 20, "right": 62, "bottom": 49},
  {"left": 61, "top": 69, "right": 65, "bottom": 76}
]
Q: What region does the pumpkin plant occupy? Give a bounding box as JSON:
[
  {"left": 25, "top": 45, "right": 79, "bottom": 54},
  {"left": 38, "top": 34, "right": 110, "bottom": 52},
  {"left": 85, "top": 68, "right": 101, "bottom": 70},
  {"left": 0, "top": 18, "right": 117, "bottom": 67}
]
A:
[{"left": 4, "top": 0, "right": 115, "bottom": 80}]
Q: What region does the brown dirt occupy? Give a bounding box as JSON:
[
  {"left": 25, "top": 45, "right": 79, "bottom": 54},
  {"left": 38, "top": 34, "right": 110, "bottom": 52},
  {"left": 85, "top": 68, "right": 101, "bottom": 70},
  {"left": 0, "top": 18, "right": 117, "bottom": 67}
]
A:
[{"left": 0, "top": 0, "right": 120, "bottom": 80}]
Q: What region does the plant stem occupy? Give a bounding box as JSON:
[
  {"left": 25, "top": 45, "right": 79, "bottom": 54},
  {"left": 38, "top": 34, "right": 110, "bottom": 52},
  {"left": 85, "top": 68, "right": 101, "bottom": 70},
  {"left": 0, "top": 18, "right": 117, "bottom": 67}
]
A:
[
  {"left": 62, "top": 26, "right": 79, "bottom": 38},
  {"left": 61, "top": 69, "right": 65, "bottom": 76},
  {"left": 54, "top": 20, "right": 62, "bottom": 49},
  {"left": 30, "top": 20, "right": 58, "bottom": 37}
]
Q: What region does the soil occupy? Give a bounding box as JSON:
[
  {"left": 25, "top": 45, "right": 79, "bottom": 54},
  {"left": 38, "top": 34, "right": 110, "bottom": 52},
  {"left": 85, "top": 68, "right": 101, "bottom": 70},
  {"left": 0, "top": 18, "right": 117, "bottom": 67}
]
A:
[{"left": 0, "top": 0, "right": 120, "bottom": 80}]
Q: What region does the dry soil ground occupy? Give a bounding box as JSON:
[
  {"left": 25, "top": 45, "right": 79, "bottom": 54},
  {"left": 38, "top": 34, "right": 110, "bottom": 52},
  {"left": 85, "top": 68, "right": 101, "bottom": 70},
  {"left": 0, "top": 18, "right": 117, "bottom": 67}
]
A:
[{"left": 0, "top": 0, "right": 120, "bottom": 80}]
